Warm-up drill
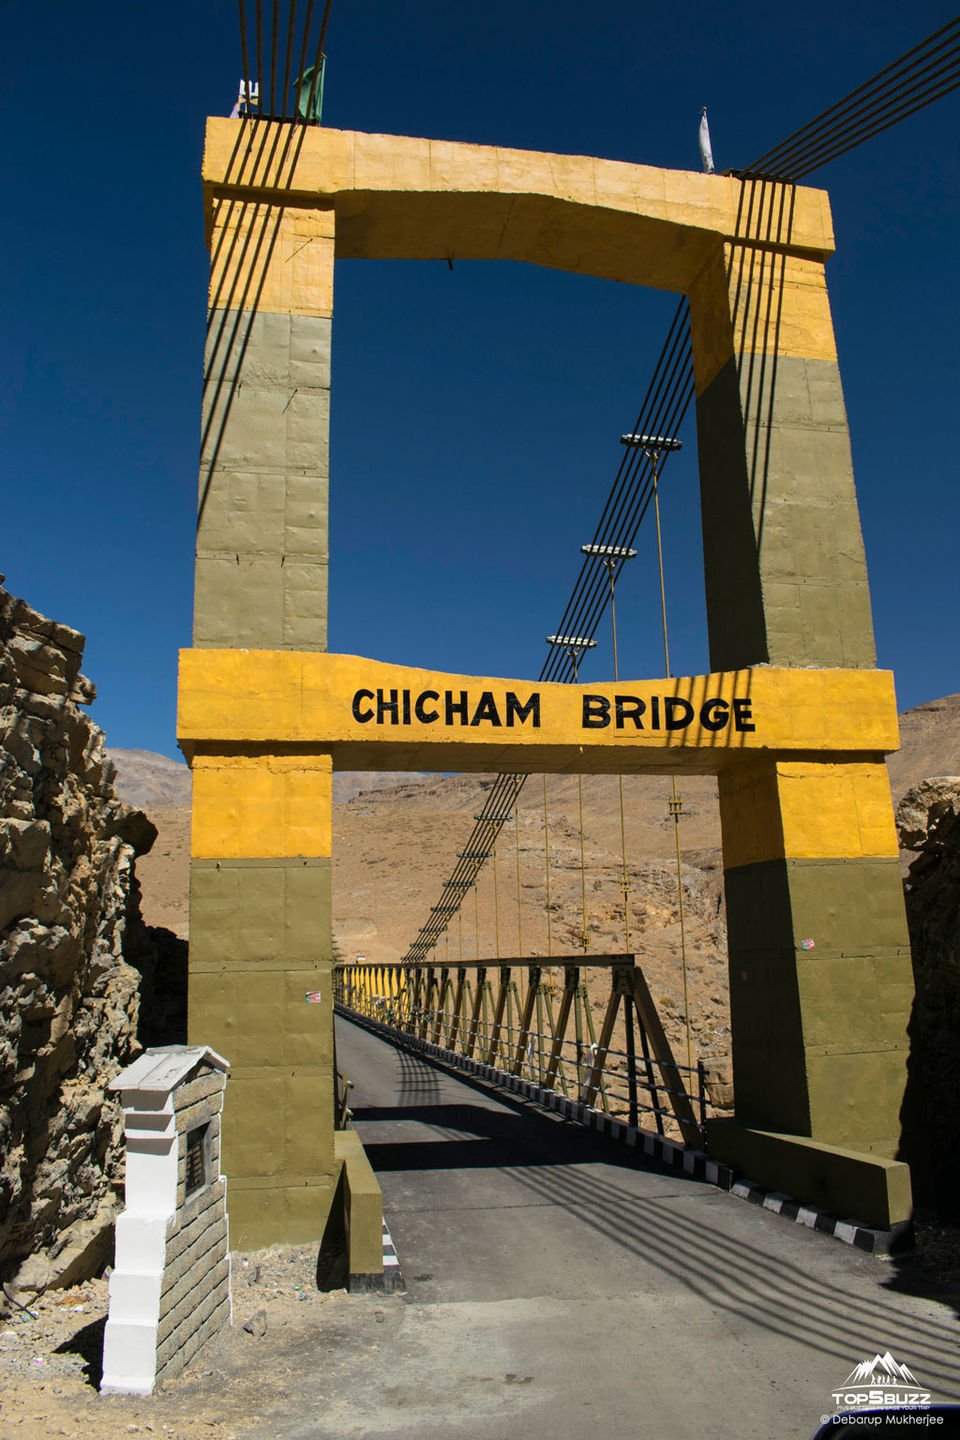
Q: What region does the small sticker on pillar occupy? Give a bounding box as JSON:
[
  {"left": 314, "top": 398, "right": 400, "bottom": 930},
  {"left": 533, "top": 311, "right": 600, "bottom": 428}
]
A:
[
  {"left": 304, "top": 990, "right": 323, "bottom": 1003},
  {"left": 800, "top": 939, "right": 815, "bottom": 951}
]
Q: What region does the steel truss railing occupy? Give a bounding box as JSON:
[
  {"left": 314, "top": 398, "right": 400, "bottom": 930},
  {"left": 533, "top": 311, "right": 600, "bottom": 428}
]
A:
[{"left": 334, "top": 957, "right": 709, "bottom": 1147}]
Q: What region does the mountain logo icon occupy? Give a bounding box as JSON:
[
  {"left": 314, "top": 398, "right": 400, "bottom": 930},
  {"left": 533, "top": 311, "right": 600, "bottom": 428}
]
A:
[
  {"left": 840, "top": 1352, "right": 919, "bottom": 1388},
  {"left": 829, "top": 1350, "right": 932, "bottom": 1413}
]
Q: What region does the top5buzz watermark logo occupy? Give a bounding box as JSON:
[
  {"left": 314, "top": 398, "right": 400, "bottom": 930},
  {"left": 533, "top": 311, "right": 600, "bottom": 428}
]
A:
[{"left": 821, "top": 1351, "right": 935, "bottom": 1426}]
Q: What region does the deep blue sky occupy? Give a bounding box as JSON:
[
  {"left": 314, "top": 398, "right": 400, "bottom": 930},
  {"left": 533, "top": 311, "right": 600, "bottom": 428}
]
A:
[{"left": 2, "top": 1, "right": 957, "bottom": 760}]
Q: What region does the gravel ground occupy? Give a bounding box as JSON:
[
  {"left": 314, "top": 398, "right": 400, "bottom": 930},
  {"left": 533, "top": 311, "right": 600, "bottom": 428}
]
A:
[{"left": 0, "top": 1244, "right": 400, "bottom": 1440}]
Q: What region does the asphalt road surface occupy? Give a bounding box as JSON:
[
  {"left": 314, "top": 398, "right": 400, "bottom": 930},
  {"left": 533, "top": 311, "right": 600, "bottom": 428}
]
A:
[
  {"left": 194, "top": 1018, "right": 957, "bottom": 1440},
  {"left": 315, "top": 1017, "right": 960, "bottom": 1440}
]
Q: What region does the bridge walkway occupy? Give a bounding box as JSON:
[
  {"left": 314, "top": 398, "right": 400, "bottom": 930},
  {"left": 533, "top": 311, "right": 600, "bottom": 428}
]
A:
[{"left": 336, "top": 1015, "right": 960, "bottom": 1440}]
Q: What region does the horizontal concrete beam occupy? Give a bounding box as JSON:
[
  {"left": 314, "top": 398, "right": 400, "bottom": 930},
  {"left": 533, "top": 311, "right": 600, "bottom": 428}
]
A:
[
  {"left": 177, "top": 651, "right": 900, "bottom": 775},
  {"left": 201, "top": 120, "right": 835, "bottom": 294}
]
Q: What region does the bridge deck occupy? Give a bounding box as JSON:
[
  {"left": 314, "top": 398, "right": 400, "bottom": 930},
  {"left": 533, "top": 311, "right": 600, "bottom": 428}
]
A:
[{"left": 337, "top": 1015, "right": 960, "bottom": 1439}]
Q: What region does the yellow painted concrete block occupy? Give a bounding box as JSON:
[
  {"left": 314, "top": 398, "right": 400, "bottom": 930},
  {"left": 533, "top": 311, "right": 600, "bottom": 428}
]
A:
[
  {"left": 353, "top": 129, "right": 433, "bottom": 191},
  {"left": 593, "top": 158, "right": 668, "bottom": 213},
  {"left": 777, "top": 761, "right": 899, "bottom": 860},
  {"left": 178, "top": 651, "right": 901, "bottom": 777},
  {"left": 691, "top": 247, "right": 838, "bottom": 392},
  {"left": 191, "top": 751, "right": 332, "bottom": 859},
  {"left": 427, "top": 138, "right": 496, "bottom": 192},
  {"left": 208, "top": 202, "right": 335, "bottom": 319},
  {"left": 202, "top": 118, "right": 356, "bottom": 197},
  {"left": 179, "top": 648, "right": 304, "bottom": 741},
  {"left": 717, "top": 762, "right": 784, "bottom": 870},
  {"left": 202, "top": 120, "right": 835, "bottom": 299},
  {"left": 689, "top": 249, "right": 736, "bottom": 394},
  {"left": 720, "top": 758, "right": 899, "bottom": 868}
]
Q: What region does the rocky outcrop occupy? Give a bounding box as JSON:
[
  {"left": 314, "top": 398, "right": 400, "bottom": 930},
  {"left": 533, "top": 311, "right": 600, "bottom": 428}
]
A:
[
  {"left": 896, "top": 776, "right": 960, "bottom": 853},
  {"left": 0, "top": 580, "right": 160, "bottom": 1290},
  {"left": 898, "top": 778, "right": 960, "bottom": 1217}
]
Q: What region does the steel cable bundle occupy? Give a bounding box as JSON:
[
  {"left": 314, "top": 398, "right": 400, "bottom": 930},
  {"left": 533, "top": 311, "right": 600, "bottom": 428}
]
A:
[
  {"left": 739, "top": 15, "right": 960, "bottom": 179},
  {"left": 236, "top": 0, "right": 331, "bottom": 120}
]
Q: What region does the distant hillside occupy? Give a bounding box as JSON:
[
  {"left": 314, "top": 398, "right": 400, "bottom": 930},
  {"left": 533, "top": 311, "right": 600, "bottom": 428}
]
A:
[
  {"left": 887, "top": 693, "right": 960, "bottom": 801},
  {"left": 108, "top": 750, "right": 429, "bottom": 810},
  {"left": 109, "top": 749, "right": 192, "bottom": 809},
  {"left": 331, "top": 772, "right": 430, "bottom": 804},
  {"left": 115, "top": 693, "right": 960, "bottom": 1006}
]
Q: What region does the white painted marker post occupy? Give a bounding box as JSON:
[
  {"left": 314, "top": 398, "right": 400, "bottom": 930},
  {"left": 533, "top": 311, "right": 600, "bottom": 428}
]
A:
[{"left": 100, "top": 1046, "right": 231, "bottom": 1396}]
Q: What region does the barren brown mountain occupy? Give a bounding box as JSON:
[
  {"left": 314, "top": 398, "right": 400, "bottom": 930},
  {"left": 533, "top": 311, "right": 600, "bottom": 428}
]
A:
[{"left": 110, "top": 692, "right": 960, "bottom": 1071}]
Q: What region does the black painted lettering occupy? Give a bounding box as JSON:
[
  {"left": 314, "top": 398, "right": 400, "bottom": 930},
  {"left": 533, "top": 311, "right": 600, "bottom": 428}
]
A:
[
  {"left": 470, "top": 691, "right": 502, "bottom": 726},
  {"left": 352, "top": 688, "right": 375, "bottom": 723},
  {"left": 615, "top": 695, "right": 645, "bottom": 730},
  {"left": 733, "top": 698, "right": 756, "bottom": 732},
  {"left": 402, "top": 689, "right": 411, "bottom": 725},
  {"left": 445, "top": 690, "right": 469, "bottom": 725},
  {"left": 664, "top": 697, "right": 695, "bottom": 730},
  {"left": 650, "top": 696, "right": 660, "bottom": 729},
  {"left": 699, "top": 698, "right": 729, "bottom": 731},
  {"left": 582, "top": 694, "right": 611, "bottom": 728},
  {"left": 506, "top": 692, "right": 541, "bottom": 728},
  {"left": 377, "top": 688, "right": 399, "bottom": 724},
  {"left": 415, "top": 690, "right": 440, "bottom": 723}
]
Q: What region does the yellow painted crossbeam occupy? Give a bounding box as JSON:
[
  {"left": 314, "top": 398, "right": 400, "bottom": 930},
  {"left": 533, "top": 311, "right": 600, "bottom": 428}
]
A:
[
  {"left": 202, "top": 121, "right": 834, "bottom": 298},
  {"left": 178, "top": 651, "right": 899, "bottom": 775}
]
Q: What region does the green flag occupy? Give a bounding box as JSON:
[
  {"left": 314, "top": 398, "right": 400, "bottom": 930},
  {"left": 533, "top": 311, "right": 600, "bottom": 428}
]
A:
[{"left": 294, "top": 57, "right": 326, "bottom": 123}]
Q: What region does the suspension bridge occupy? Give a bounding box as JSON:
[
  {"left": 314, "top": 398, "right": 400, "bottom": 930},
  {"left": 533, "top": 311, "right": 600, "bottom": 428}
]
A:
[{"left": 177, "top": 3, "right": 960, "bottom": 1339}]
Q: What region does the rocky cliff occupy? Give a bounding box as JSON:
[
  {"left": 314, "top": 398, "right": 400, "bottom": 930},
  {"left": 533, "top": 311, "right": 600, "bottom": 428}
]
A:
[
  {"left": 898, "top": 777, "right": 960, "bottom": 1217},
  {"left": 0, "top": 580, "right": 167, "bottom": 1290}
]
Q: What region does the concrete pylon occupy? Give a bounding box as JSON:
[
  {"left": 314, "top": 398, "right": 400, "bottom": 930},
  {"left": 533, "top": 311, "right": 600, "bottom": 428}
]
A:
[
  {"left": 188, "top": 150, "right": 338, "bottom": 1245},
  {"left": 179, "top": 120, "right": 913, "bottom": 1242}
]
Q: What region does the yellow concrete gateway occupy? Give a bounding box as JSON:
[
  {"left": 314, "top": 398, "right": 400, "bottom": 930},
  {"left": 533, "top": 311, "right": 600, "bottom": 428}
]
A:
[{"left": 179, "top": 116, "right": 914, "bottom": 1245}]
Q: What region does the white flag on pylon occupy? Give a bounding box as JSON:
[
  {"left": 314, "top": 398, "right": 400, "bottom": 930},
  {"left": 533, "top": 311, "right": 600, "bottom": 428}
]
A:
[{"left": 699, "top": 107, "right": 715, "bottom": 174}]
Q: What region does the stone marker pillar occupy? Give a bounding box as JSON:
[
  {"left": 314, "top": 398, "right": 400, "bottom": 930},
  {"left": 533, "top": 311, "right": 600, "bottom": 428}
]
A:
[{"left": 101, "top": 1046, "right": 231, "bottom": 1395}]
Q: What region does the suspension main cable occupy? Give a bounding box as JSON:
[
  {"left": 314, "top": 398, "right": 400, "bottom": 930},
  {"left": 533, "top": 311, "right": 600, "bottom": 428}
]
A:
[
  {"left": 303, "top": 0, "right": 334, "bottom": 121},
  {"left": 785, "top": 67, "right": 960, "bottom": 178},
  {"left": 281, "top": 0, "right": 298, "bottom": 120},
  {"left": 254, "top": 0, "right": 264, "bottom": 116},
  {"left": 238, "top": 0, "right": 253, "bottom": 110},
  {"left": 650, "top": 449, "right": 694, "bottom": 1074},
  {"left": 293, "top": 0, "right": 317, "bottom": 116},
  {"left": 743, "top": 16, "right": 960, "bottom": 178},
  {"left": 493, "top": 836, "right": 501, "bottom": 958},
  {"left": 761, "top": 52, "right": 960, "bottom": 180},
  {"left": 605, "top": 558, "right": 632, "bottom": 955},
  {"left": 269, "top": 0, "right": 279, "bottom": 116},
  {"left": 542, "top": 774, "right": 554, "bottom": 958},
  {"left": 514, "top": 784, "right": 524, "bottom": 957},
  {"left": 403, "top": 303, "right": 694, "bottom": 961}
]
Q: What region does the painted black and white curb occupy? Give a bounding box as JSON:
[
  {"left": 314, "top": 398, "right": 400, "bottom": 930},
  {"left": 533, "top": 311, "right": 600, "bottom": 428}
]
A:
[
  {"left": 722, "top": 1180, "right": 911, "bottom": 1254},
  {"left": 337, "top": 1003, "right": 905, "bottom": 1256},
  {"left": 349, "top": 1218, "right": 406, "bottom": 1294}
]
